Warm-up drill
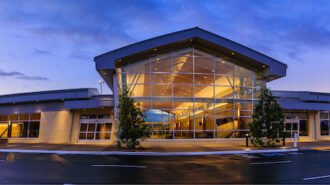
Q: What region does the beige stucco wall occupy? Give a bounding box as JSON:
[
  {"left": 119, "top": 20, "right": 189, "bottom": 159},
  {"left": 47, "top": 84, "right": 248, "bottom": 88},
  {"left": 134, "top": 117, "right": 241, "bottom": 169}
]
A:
[{"left": 38, "top": 111, "right": 73, "bottom": 143}]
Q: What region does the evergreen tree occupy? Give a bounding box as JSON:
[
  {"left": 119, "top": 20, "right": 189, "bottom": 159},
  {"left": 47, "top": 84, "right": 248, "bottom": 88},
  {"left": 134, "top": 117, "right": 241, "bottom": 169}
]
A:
[
  {"left": 117, "top": 85, "right": 150, "bottom": 150},
  {"left": 249, "top": 88, "right": 285, "bottom": 146}
]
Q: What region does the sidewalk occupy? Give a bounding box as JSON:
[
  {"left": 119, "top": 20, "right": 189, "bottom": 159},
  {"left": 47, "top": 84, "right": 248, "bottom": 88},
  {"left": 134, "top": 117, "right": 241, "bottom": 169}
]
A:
[{"left": 0, "top": 141, "right": 327, "bottom": 155}]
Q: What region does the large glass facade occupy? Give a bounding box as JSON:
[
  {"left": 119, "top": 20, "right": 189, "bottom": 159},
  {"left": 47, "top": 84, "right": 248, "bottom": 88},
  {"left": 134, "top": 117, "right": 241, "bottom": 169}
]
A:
[{"left": 116, "top": 47, "right": 263, "bottom": 139}]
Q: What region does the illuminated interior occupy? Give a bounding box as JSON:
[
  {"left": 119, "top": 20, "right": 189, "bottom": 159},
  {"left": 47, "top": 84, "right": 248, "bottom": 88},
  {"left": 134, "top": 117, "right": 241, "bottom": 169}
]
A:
[{"left": 116, "top": 47, "right": 263, "bottom": 139}]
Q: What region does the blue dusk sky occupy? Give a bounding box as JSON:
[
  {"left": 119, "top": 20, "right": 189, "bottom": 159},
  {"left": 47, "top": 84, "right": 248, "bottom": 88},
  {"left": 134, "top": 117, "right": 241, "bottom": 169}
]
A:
[{"left": 0, "top": 0, "right": 330, "bottom": 95}]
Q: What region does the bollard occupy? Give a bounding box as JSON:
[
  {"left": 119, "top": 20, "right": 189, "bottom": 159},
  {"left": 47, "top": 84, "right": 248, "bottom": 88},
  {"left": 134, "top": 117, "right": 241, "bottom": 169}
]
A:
[
  {"left": 293, "top": 132, "right": 298, "bottom": 148},
  {"left": 245, "top": 133, "right": 249, "bottom": 147}
]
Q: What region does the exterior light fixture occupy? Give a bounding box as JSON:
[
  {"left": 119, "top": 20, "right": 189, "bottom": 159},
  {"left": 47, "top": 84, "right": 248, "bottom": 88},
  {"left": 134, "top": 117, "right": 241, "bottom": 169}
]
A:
[
  {"left": 262, "top": 65, "right": 266, "bottom": 68},
  {"left": 153, "top": 48, "right": 157, "bottom": 51},
  {"left": 231, "top": 52, "right": 235, "bottom": 55},
  {"left": 104, "top": 72, "right": 107, "bottom": 75}
]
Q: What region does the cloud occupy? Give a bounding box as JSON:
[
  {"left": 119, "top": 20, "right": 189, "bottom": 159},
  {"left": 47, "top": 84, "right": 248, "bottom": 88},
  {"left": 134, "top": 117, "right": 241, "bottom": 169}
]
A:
[
  {"left": 0, "top": 70, "right": 50, "bottom": 81},
  {"left": 34, "top": 48, "right": 51, "bottom": 55}
]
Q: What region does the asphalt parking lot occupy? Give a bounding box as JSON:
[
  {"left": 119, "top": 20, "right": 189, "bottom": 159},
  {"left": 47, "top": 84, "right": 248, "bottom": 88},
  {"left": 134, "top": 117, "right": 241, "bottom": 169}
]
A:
[{"left": 0, "top": 149, "right": 329, "bottom": 184}]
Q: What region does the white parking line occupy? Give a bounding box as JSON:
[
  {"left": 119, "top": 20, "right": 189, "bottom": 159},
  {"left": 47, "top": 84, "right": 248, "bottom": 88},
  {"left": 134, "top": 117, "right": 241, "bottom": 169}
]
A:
[
  {"left": 250, "top": 160, "right": 291, "bottom": 165},
  {"left": 303, "top": 175, "right": 330, "bottom": 181},
  {"left": 91, "top": 164, "right": 146, "bottom": 168}
]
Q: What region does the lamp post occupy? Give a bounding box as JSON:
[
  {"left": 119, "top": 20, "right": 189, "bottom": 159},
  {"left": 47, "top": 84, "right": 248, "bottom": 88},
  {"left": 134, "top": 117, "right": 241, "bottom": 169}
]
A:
[{"left": 98, "top": 80, "right": 104, "bottom": 95}]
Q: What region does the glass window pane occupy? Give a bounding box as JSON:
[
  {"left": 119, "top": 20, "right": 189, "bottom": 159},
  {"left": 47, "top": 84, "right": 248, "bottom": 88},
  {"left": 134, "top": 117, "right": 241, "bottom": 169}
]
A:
[
  {"left": 131, "top": 84, "right": 151, "bottom": 97},
  {"left": 152, "top": 131, "right": 173, "bottom": 139},
  {"left": 216, "top": 130, "right": 234, "bottom": 138},
  {"left": 216, "top": 117, "right": 234, "bottom": 130},
  {"left": 215, "top": 110, "right": 233, "bottom": 117},
  {"left": 321, "top": 121, "right": 329, "bottom": 135},
  {"left": 151, "top": 56, "right": 171, "bottom": 72},
  {"left": 19, "top": 114, "right": 29, "bottom": 121},
  {"left": 195, "top": 74, "right": 214, "bottom": 85},
  {"left": 173, "top": 56, "right": 193, "bottom": 73},
  {"left": 128, "top": 73, "right": 150, "bottom": 84},
  {"left": 11, "top": 123, "right": 18, "bottom": 137},
  {"left": 152, "top": 84, "right": 172, "bottom": 97},
  {"left": 195, "top": 116, "right": 214, "bottom": 130},
  {"left": 87, "top": 133, "right": 94, "bottom": 139},
  {"left": 320, "top": 111, "right": 329, "bottom": 119},
  {"left": 80, "top": 123, "right": 87, "bottom": 132},
  {"left": 29, "top": 121, "right": 40, "bottom": 137},
  {"left": 235, "top": 65, "right": 253, "bottom": 77},
  {"left": 18, "top": 122, "right": 29, "bottom": 137},
  {"left": 0, "top": 115, "right": 8, "bottom": 122},
  {"left": 151, "top": 73, "right": 172, "bottom": 84},
  {"left": 104, "top": 123, "right": 112, "bottom": 132},
  {"left": 235, "top": 87, "right": 253, "bottom": 99},
  {"left": 9, "top": 114, "right": 18, "bottom": 121},
  {"left": 174, "top": 116, "right": 193, "bottom": 130},
  {"left": 195, "top": 131, "right": 214, "bottom": 138},
  {"left": 125, "top": 60, "right": 150, "bottom": 73},
  {"left": 234, "top": 76, "right": 253, "bottom": 87},
  {"left": 299, "top": 120, "right": 308, "bottom": 136},
  {"left": 0, "top": 123, "right": 8, "bottom": 138},
  {"left": 215, "top": 58, "right": 233, "bottom": 75},
  {"left": 173, "top": 101, "right": 194, "bottom": 110},
  {"left": 174, "top": 131, "right": 194, "bottom": 139},
  {"left": 30, "top": 113, "right": 41, "bottom": 120},
  {"left": 292, "top": 123, "right": 298, "bottom": 131},
  {"left": 285, "top": 123, "right": 292, "bottom": 131},
  {"left": 215, "top": 86, "right": 233, "bottom": 98},
  {"left": 173, "top": 73, "right": 193, "bottom": 84},
  {"left": 236, "top": 117, "right": 251, "bottom": 130},
  {"left": 235, "top": 102, "right": 253, "bottom": 111},
  {"left": 194, "top": 57, "right": 214, "bottom": 74},
  {"left": 173, "top": 85, "right": 193, "bottom": 97},
  {"left": 194, "top": 85, "right": 214, "bottom": 98},
  {"left": 79, "top": 133, "right": 87, "bottom": 140},
  {"left": 215, "top": 75, "right": 233, "bottom": 86},
  {"left": 195, "top": 102, "right": 214, "bottom": 110},
  {"left": 214, "top": 102, "right": 234, "bottom": 110},
  {"left": 88, "top": 124, "right": 95, "bottom": 132},
  {"left": 152, "top": 101, "right": 172, "bottom": 110}
]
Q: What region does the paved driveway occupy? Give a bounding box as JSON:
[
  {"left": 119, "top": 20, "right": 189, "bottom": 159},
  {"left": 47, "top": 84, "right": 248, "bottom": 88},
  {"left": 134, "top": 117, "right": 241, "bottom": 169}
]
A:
[{"left": 0, "top": 149, "right": 329, "bottom": 184}]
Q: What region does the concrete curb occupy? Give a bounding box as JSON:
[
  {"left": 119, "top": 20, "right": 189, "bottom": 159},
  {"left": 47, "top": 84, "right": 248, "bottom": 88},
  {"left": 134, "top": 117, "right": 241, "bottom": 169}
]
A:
[{"left": 0, "top": 148, "right": 298, "bottom": 156}]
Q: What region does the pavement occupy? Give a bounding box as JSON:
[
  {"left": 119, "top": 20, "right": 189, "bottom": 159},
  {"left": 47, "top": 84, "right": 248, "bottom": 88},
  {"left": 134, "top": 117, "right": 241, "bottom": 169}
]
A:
[
  {"left": 0, "top": 150, "right": 329, "bottom": 183},
  {"left": 0, "top": 140, "right": 328, "bottom": 155}
]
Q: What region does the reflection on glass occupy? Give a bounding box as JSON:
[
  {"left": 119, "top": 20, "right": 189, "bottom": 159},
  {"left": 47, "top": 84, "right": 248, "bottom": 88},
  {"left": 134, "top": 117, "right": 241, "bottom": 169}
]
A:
[{"left": 116, "top": 47, "right": 261, "bottom": 139}]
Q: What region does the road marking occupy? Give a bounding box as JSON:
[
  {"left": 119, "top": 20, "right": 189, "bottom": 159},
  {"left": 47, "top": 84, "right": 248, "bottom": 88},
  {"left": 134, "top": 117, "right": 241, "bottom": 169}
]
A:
[
  {"left": 237, "top": 154, "right": 259, "bottom": 158},
  {"left": 250, "top": 160, "right": 291, "bottom": 165},
  {"left": 91, "top": 164, "right": 146, "bottom": 168},
  {"left": 303, "top": 174, "right": 330, "bottom": 181}
]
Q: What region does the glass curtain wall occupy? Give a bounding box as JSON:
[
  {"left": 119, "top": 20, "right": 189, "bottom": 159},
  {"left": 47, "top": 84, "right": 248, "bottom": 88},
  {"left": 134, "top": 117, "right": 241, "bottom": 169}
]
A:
[{"left": 116, "top": 47, "right": 263, "bottom": 139}]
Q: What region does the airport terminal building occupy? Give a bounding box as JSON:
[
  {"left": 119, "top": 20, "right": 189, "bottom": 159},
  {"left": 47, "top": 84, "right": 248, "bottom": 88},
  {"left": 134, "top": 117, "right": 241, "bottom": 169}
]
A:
[{"left": 1, "top": 27, "right": 330, "bottom": 144}]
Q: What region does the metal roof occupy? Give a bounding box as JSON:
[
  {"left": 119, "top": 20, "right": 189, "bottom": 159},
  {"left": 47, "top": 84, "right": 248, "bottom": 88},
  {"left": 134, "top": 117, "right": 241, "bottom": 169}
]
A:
[{"left": 94, "top": 27, "right": 287, "bottom": 90}]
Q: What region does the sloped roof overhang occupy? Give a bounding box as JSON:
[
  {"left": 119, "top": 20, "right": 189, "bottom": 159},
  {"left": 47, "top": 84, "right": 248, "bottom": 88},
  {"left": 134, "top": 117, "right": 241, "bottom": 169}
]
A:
[{"left": 94, "top": 27, "right": 287, "bottom": 90}]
